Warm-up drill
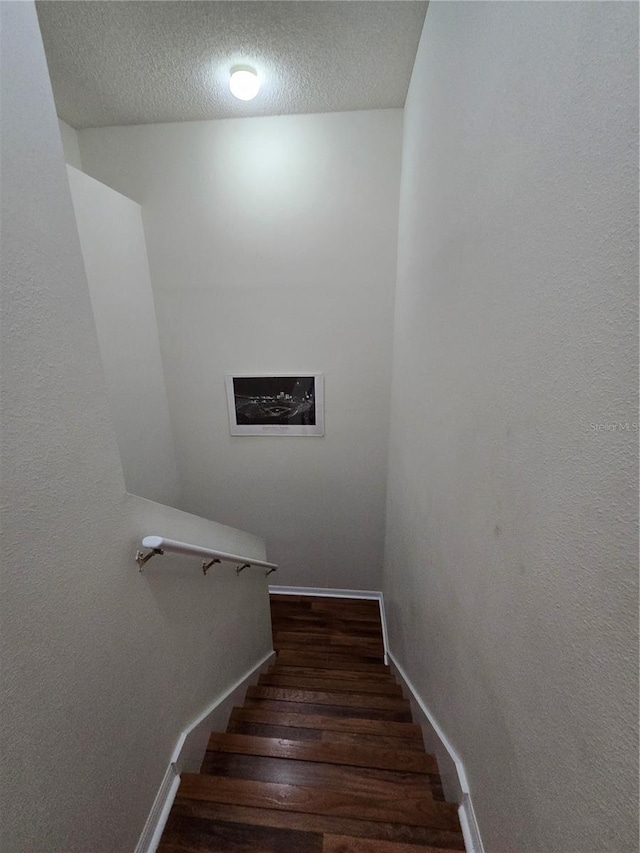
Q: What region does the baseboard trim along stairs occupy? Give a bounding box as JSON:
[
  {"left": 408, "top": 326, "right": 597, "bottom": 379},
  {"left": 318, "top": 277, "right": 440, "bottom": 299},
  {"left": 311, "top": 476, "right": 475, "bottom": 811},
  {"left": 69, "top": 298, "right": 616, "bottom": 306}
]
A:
[
  {"left": 388, "top": 651, "right": 484, "bottom": 853},
  {"left": 134, "top": 649, "right": 275, "bottom": 853},
  {"left": 138, "top": 588, "right": 484, "bottom": 853}
]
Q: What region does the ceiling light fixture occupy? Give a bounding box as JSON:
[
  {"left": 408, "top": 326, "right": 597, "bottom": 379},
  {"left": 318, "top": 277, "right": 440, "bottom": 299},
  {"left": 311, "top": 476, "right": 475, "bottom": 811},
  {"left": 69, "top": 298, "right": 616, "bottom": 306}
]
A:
[{"left": 229, "top": 66, "right": 259, "bottom": 101}]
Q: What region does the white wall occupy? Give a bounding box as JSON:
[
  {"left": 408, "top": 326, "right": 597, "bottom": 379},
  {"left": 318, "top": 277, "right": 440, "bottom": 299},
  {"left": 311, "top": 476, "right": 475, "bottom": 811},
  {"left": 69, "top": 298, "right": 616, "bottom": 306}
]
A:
[
  {"left": 58, "top": 117, "right": 82, "bottom": 168},
  {"left": 79, "top": 109, "right": 402, "bottom": 590},
  {"left": 0, "top": 5, "right": 273, "bottom": 851},
  {"left": 67, "top": 165, "right": 181, "bottom": 506},
  {"left": 385, "top": 4, "right": 638, "bottom": 852}
]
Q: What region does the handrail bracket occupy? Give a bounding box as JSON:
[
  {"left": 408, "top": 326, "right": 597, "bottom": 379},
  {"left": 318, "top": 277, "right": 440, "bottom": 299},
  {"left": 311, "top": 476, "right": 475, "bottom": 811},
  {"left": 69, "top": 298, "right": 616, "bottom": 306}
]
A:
[
  {"left": 136, "top": 547, "right": 163, "bottom": 571},
  {"left": 202, "top": 558, "right": 221, "bottom": 576}
]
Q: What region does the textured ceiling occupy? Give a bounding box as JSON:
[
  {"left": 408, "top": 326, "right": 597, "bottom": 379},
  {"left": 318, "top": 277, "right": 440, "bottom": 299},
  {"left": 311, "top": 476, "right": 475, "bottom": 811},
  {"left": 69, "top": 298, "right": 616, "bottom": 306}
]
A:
[{"left": 36, "top": 1, "right": 428, "bottom": 129}]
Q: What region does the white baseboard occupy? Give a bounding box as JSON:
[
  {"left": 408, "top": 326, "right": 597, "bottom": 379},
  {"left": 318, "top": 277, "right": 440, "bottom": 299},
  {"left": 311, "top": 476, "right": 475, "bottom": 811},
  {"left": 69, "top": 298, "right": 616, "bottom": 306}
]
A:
[
  {"left": 268, "top": 585, "right": 389, "bottom": 664},
  {"left": 169, "top": 649, "right": 276, "bottom": 775},
  {"left": 387, "top": 651, "right": 484, "bottom": 853},
  {"left": 134, "top": 764, "right": 180, "bottom": 853},
  {"left": 269, "top": 585, "right": 382, "bottom": 600},
  {"left": 134, "top": 649, "right": 275, "bottom": 853},
  {"left": 387, "top": 650, "right": 468, "bottom": 796},
  {"left": 458, "top": 793, "right": 484, "bottom": 853}
]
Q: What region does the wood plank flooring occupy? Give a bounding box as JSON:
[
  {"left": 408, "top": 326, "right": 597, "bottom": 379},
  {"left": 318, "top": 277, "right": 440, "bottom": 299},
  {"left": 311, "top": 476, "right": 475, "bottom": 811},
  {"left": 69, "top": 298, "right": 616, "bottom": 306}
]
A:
[{"left": 158, "top": 594, "right": 464, "bottom": 852}]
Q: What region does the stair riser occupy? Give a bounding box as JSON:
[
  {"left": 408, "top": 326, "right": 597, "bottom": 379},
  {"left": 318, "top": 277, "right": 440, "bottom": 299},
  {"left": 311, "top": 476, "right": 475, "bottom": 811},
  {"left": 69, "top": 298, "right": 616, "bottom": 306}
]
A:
[
  {"left": 247, "top": 686, "right": 409, "bottom": 711},
  {"left": 260, "top": 675, "right": 404, "bottom": 696},
  {"left": 207, "top": 732, "right": 437, "bottom": 774},
  {"left": 177, "top": 774, "right": 460, "bottom": 831},
  {"left": 168, "top": 800, "right": 466, "bottom": 851},
  {"left": 229, "top": 707, "right": 422, "bottom": 738},
  {"left": 243, "top": 698, "right": 414, "bottom": 723}
]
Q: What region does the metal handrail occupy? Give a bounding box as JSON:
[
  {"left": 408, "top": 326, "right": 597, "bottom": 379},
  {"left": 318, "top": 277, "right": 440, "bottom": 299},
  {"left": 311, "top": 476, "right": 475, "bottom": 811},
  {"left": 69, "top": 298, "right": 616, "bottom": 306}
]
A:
[{"left": 135, "top": 535, "right": 277, "bottom": 577}]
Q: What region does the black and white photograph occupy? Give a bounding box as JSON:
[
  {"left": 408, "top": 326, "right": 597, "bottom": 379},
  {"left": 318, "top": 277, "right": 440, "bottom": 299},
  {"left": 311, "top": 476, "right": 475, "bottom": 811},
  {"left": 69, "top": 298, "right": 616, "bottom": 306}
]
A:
[{"left": 225, "top": 374, "right": 324, "bottom": 435}]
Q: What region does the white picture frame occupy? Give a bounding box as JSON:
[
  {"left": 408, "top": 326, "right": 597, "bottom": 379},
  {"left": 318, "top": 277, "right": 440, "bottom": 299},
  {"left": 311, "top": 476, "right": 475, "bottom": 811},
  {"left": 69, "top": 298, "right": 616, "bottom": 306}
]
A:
[{"left": 225, "top": 374, "right": 324, "bottom": 436}]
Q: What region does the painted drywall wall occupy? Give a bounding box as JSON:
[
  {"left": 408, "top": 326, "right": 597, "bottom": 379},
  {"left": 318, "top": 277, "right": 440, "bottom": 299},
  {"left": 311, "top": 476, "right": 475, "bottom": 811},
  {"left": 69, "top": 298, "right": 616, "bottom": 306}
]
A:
[
  {"left": 67, "top": 165, "right": 181, "bottom": 506},
  {"left": 0, "top": 5, "right": 273, "bottom": 851},
  {"left": 384, "top": 3, "right": 638, "bottom": 852},
  {"left": 58, "top": 117, "right": 82, "bottom": 168},
  {"left": 78, "top": 109, "right": 402, "bottom": 589}
]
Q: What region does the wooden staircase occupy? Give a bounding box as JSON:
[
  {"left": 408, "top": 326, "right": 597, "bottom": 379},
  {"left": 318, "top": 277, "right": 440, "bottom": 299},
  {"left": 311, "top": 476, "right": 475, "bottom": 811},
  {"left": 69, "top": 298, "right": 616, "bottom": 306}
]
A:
[{"left": 158, "top": 594, "right": 465, "bottom": 852}]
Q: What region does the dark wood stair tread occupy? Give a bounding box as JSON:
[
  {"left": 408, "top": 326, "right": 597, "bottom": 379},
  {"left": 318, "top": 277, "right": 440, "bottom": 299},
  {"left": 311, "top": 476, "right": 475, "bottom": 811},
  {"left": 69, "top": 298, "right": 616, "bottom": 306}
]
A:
[
  {"left": 259, "top": 673, "right": 404, "bottom": 696},
  {"left": 243, "top": 697, "right": 413, "bottom": 722},
  {"left": 269, "top": 665, "right": 397, "bottom": 683},
  {"left": 274, "top": 630, "right": 385, "bottom": 648},
  {"left": 206, "top": 732, "right": 437, "bottom": 774},
  {"left": 158, "top": 812, "right": 321, "bottom": 852},
  {"left": 228, "top": 719, "right": 324, "bottom": 741},
  {"left": 229, "top": 706, "right": 423, "bottom": 739},
  {"left": 274, "top": 649, "right": 385, "bottom": 666},
  {"left": 320, "top": 730, "right": 426, "bottom": 752},
  {"left": 209, "top": 735, "right": 444, "bottom": 803},
  {"left": 170, "top": 800, "right": 466, "bottom": 850},
  {"left": 246, "top": 685, "right": 410, "bottom": 711},
  {"left": 324, "top": 835, "right": 459, "bottom": 853},
  {"left": 272, "top": 617, "right": 384, "bottom": 634},
  {"left": 276, "top": 650, "right": 390, "bottom": 672},
  {"left": 200, "top": 752, "right": 432, "bottom": 796},
  {"left": 177, "top": 774, "right": 460, "bottom": 831},
  {"left": 274, "top": 636, "right": 383, "bottom": 647}
]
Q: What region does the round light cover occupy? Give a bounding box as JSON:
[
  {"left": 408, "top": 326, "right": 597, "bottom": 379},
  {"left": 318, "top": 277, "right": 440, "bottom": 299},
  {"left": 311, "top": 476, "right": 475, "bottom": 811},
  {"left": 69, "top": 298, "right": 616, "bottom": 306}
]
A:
[{"left": 229, "top": 67, "right": 259, "bottom": 101}]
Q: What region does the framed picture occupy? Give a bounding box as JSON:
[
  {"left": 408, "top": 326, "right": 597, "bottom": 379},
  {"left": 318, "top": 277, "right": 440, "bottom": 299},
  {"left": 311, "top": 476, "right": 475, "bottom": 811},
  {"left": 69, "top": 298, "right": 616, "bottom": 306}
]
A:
[{"left": 225, "top": 374, "right": 324, "bottom": 436}]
